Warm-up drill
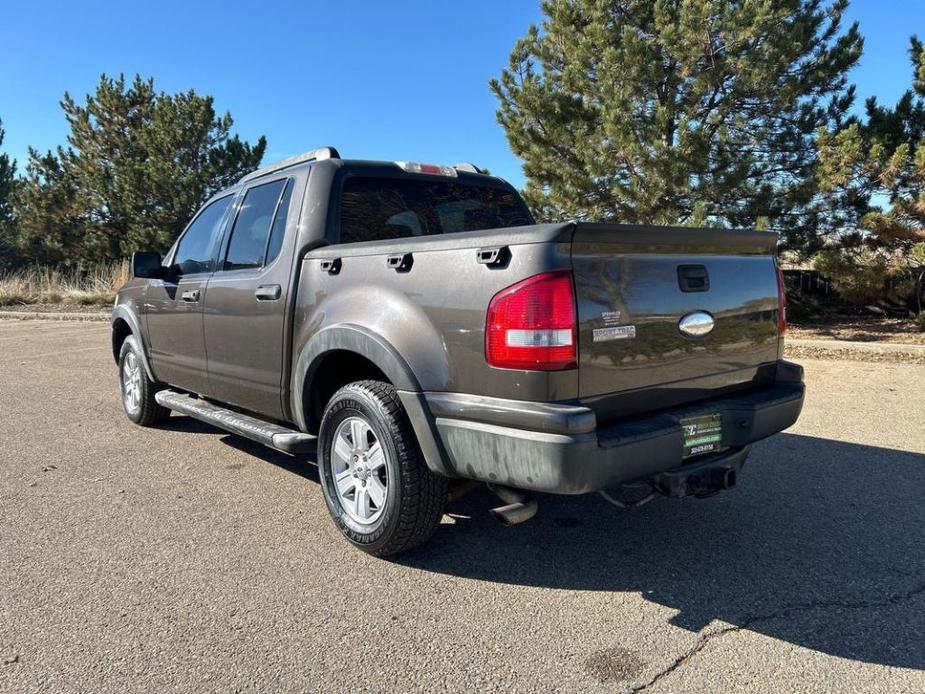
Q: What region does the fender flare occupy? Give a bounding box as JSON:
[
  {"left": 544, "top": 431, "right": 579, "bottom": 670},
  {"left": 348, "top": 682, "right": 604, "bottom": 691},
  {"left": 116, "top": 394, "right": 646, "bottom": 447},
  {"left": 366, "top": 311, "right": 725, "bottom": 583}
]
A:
[
  {"left": 111, "top": 305, "right": 157, "bottom": 383},
  {"left": 292, "top": 324, "right": 420, "bottom": 430},
  {"left": 291, "top": 324, "right": 454, "bottom": 478}
]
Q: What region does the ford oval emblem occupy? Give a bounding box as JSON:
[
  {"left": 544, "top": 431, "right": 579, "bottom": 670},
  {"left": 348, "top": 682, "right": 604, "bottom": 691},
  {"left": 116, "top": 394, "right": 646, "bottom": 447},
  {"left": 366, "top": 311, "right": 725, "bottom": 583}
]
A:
[{"left": 678, "top": 311, "right": 715, "bottom": 337}]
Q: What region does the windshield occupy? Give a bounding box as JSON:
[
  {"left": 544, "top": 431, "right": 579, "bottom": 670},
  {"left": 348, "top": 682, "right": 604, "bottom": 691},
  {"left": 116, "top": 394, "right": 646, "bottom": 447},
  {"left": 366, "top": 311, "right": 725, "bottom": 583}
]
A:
[{"left": 338, "top": 176, "right": 534, "bottom": 244}]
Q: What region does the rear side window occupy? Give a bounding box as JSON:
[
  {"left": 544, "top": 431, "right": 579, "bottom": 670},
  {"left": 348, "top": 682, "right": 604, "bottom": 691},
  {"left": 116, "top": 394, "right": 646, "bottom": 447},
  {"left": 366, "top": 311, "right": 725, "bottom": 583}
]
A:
[
  {"left": 338, "top": 176, "right": 533, "bottom": 244},
  {"left": 172, "top": 195, "right": 234, "bottom": 275},
  {"left": 224, "top": 179, "right": 288, "bottom": 270},
  {"left": 264, "top": 179, "right": 294, "bottom": 266}
]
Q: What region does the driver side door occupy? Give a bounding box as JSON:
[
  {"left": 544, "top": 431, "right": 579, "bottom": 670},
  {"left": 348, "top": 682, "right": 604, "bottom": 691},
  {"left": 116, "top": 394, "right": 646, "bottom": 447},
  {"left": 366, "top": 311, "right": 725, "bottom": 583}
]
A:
[{"left": 145, "top": 194, "right": 235, "bottom": 395}]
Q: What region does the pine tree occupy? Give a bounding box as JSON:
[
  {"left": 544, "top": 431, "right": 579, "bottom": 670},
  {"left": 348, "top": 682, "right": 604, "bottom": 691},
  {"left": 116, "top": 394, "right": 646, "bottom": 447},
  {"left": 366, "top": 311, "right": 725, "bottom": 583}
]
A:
[
  {"left": 0, "top": 118, "right": 18, "bottom": 269},
  {"left": 15, "top": 74, "right": 267, "bottom": 263},
  {"left": 491, "top": 0, "right": 862, "bottom": 244},
  {"left": 816, "top": 37, "right": 925, "bottom": 309}
]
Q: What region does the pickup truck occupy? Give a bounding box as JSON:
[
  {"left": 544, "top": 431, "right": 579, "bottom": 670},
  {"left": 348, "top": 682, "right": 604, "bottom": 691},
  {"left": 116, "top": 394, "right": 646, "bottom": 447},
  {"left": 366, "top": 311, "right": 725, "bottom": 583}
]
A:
[{"left": 112, "top": 147, "right": 805, "bottom": 556}]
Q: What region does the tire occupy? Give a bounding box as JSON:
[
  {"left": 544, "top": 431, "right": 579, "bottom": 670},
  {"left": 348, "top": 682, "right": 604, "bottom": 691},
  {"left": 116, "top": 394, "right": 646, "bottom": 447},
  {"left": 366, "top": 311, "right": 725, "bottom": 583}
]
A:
[
  {"left": 318, "top": 380, "right": 447, "bottom": 556},
  {"left": 118, "top": 335, "right": 169, "bottom": 427}
]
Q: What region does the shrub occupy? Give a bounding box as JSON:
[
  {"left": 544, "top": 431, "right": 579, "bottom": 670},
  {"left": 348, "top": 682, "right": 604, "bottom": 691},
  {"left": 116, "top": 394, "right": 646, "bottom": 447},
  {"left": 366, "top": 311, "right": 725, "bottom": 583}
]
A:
[{"left": 813, "top": 249, "right": 892, "bottom": 305}]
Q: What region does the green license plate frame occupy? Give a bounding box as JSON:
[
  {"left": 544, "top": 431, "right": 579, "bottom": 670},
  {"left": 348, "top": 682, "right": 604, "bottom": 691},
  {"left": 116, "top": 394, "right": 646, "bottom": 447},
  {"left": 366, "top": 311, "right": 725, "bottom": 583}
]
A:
[{"left": 681, "top": 414, "right": 723, "bottom": 459}]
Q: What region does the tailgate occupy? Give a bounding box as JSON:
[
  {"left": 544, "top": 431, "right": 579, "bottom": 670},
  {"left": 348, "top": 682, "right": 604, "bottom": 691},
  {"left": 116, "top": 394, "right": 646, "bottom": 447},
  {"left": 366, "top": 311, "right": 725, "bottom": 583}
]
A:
[{"left": 571, "top": 224, "right": 781, "bottom": 404}]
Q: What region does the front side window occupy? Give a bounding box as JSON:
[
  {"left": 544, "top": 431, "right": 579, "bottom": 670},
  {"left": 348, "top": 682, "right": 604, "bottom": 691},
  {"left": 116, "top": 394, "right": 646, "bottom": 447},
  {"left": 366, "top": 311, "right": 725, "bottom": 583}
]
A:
[
  {"left": 224, "top": 179, "right": 288, "bottom": 271},
  {"left": 338, "top": 176, "right": 533, "bottom": 244},
  {"left": 171, "top": 195, "right": 234, "bottom": 275}
]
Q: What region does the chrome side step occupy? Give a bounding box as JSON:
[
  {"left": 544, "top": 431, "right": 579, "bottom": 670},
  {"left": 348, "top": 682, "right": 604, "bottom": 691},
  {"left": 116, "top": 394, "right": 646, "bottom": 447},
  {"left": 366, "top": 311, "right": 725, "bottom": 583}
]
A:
[{"left": 155, "top": 390, "right": 316, "bottom": 455}]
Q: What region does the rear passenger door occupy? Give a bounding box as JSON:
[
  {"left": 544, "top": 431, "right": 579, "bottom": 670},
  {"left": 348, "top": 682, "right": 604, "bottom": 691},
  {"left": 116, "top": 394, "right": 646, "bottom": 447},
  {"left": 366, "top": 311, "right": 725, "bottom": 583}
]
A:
[{"left": 203, "top": 176, "right": 298, "bottom": 418}]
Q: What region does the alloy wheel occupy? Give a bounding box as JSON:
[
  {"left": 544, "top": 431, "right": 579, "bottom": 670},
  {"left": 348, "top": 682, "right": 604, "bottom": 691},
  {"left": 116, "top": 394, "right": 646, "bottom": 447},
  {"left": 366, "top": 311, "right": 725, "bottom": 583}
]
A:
[{"left": 331, "top": 416, "right": 388, "bottom": 525}]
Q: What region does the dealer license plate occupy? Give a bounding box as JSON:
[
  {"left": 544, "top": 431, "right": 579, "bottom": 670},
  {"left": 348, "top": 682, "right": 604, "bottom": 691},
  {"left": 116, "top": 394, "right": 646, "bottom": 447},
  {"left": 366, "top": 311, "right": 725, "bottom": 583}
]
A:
[{"left": 681, "top": 414, "right": 723, "bottom": 459}]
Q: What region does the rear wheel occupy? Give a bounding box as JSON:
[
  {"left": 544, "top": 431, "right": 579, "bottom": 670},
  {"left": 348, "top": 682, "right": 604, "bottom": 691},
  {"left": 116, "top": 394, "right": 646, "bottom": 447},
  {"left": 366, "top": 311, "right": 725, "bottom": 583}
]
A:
[
  {"left": 318, "top": 380, "right": 446, "bottom": 556},
  {"left": 119, "top": 335, "right": 168, "bottom": 426}
]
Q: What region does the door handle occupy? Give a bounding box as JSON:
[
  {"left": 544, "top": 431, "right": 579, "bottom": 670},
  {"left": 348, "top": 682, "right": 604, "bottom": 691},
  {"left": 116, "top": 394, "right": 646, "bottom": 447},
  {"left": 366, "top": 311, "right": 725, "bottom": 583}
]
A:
[
  {"left": 255, "top": 284, "right": 282, "bottom": 301},
  {"left": 320, "top": 258, "right": 341, "bottom": 274},
  {"left": 181, "top": 289, "right": 200, "bottom": 302}
]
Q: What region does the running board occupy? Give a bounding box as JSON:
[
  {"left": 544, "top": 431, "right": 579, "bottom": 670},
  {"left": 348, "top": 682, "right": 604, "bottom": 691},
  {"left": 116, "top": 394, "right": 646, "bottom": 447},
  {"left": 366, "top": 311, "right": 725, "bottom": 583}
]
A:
[{"left": 155, "top": 390, "right": 316, "bottom": 455}]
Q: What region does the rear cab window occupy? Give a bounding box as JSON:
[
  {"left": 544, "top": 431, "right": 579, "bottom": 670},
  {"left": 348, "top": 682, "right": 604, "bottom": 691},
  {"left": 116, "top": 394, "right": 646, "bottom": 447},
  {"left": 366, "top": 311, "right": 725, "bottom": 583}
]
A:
[{"left": 337, "top": 175, "right": 533, "bottom": 244}]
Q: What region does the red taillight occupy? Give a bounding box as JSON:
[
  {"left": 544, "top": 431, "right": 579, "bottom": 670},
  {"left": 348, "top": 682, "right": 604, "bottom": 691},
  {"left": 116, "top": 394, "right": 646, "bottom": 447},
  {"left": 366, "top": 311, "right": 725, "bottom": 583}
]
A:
[
  {"left": 775, "top": 265, "right": 787, "bottom": 334},
  {"left": 486, "top": 271, "right": 577, "bottom": 371}
]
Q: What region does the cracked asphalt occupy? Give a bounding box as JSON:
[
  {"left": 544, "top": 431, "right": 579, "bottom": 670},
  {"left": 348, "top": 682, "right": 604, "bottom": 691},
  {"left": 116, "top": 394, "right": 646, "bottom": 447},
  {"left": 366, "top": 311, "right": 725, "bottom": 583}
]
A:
[{"left": 2, "top": 319, "right": 924, "bottom": 693}]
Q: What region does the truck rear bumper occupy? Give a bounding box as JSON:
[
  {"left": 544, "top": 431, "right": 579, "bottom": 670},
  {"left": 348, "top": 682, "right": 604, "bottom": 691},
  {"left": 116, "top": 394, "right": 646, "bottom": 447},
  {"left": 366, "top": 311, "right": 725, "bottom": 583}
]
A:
[{"left": 423, "top": 361, "right": 804, "bottom": 495}]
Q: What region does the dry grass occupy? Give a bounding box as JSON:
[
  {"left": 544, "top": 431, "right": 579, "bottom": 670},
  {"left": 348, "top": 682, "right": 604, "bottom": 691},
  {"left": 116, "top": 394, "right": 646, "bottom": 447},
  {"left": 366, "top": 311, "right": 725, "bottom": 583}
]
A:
[{"left": 0, "top": 261, "right": 130, "bottom": 307}]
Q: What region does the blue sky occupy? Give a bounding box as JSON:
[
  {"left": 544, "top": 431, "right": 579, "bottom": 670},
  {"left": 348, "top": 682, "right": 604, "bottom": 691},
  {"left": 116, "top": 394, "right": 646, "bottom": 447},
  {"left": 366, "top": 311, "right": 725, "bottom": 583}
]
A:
[{"left": 1, "top": 1, "right": 921, "bottom": 190}]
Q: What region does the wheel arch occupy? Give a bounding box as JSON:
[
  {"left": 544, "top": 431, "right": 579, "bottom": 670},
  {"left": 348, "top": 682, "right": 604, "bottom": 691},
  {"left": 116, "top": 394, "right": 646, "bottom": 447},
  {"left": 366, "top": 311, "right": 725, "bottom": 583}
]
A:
[
  {"left": 292, "top": 325, "right": 454, "bottom": 478},
  {"left": 293, "top": 324, "right": 420, "bottom": 433},
  {"left": 111, "top": 306, "right": 157, "bottom": 382}
]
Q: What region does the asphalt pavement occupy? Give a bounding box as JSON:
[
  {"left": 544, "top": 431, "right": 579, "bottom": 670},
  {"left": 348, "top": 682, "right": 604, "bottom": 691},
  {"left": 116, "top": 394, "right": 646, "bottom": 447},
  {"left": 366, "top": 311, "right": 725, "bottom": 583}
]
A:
[{"left": 1, "top": 319, "right": 923, "bottom": 693}]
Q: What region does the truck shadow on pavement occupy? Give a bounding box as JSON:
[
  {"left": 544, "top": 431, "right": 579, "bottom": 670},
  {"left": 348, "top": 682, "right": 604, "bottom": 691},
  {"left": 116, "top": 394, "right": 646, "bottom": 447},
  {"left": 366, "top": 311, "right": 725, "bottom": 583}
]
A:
[
  {"left": 402, "top": 433, "right": 925, "bottom": 671},
  {"left": 160, "top": 416, "right": 320, "bottom": 482},
  {"left": 164, "top": 417, "right": 924, "bottom": 670}
]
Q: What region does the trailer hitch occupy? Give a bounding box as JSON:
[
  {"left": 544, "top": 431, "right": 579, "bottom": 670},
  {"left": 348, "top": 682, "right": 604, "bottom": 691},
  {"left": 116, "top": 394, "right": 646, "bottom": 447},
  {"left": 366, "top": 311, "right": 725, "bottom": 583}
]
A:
[{"left": 650, "top": 446, "right": 750, "bottom": 499}]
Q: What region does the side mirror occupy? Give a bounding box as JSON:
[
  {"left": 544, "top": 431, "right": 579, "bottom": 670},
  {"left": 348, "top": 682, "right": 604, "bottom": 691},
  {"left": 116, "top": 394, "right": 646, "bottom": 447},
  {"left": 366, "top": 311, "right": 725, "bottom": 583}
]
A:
[{"left": 132, "top": 251, "right": 164, "bottom": 279}]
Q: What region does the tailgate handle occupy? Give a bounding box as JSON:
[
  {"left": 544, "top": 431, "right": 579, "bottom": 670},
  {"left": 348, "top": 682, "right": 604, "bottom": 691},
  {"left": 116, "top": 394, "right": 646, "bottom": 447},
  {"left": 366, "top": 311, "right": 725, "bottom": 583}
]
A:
[
  {"left": 320, "top": 258, "right": 341, "bottom": 274},
  {"left": 678, "top": 265, "right": 709, "bottom": 292},
  {"left": 476, "top": 246, "right": 511, "bottom": 268},
  {"left": 386, "top": 253, "right": 413, "bottom": 272}
]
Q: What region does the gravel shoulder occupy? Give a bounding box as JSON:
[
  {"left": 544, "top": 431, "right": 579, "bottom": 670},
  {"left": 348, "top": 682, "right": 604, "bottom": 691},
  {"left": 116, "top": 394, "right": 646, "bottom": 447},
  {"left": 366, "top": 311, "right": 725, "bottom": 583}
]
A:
[
  {"left": 786, "top": 341, "right": 925, "bottom": 365},
  {"left": 787, "top": 317, "right": 925, "bottom": 345},
  {"left": 0, "top": 302, "right": 111, "bottom": 315}
]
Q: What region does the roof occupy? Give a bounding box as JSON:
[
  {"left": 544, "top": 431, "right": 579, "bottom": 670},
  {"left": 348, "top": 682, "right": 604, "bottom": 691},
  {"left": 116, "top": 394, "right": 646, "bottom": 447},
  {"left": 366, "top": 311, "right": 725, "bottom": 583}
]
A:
[{"left": 238, "top": 147, "right": 340, "bottom": 184}]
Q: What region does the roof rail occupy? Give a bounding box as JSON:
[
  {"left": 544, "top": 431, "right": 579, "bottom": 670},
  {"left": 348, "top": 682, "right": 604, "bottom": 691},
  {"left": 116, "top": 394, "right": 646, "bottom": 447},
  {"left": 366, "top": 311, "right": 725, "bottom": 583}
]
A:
[
  {"left": 453, "top": 162, "right": 484, "bottom": 174},
  {"left": 239, "top": 147, "right": 340, "bottom": 184}
]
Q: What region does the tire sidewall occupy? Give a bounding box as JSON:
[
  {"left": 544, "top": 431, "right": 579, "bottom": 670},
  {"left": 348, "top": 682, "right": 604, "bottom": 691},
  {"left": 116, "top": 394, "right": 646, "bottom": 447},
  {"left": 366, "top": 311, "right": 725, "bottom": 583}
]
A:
[
  {"left": 118, "top": 336, "right": 145, "bottom": 423},
  {"left": 318, "top": 388, "right": 403, "bottom": 548}
]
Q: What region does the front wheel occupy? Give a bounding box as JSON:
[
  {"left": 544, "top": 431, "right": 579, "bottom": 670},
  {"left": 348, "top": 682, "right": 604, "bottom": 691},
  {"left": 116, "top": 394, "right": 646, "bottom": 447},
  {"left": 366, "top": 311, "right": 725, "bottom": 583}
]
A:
[
  {"left": 119, "top": 335, "right": 169, "bottom": 426},
  {"left": 317, "top": 380, "right": 447, "bottom": 556}
]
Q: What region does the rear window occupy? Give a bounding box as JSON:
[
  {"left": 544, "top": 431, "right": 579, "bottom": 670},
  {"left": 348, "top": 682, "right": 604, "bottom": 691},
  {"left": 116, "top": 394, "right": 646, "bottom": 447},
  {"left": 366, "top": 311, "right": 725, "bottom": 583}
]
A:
[{"left": 338, "top": 176, "right": 533, "bottom": 244}]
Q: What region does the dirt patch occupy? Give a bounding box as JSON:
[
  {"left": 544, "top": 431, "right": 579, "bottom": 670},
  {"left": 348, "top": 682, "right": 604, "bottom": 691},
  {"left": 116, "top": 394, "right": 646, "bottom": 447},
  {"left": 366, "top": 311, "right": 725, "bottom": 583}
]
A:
[{"left": 584, "top": 646, "right": 645, "bottom": 683}]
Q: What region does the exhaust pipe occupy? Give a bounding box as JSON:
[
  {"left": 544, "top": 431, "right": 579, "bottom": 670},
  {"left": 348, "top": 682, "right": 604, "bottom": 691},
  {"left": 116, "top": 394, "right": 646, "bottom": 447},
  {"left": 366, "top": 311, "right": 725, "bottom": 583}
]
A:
[
  {"left": 487, "top": 484, "right": 538, "bottom": 525},
  {"left": 490, "top": 501, "right": 539, "bottom": 526}
]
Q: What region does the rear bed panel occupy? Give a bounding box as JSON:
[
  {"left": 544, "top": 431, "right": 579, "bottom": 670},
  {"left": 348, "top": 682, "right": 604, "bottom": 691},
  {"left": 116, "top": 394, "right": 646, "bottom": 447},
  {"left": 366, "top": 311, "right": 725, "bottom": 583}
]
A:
[
  {"left": 299, "top": 224, "right": 580, "bottom": 403},
  {"left": 571, "top": 225, "right": 781, "bottom": 406}
]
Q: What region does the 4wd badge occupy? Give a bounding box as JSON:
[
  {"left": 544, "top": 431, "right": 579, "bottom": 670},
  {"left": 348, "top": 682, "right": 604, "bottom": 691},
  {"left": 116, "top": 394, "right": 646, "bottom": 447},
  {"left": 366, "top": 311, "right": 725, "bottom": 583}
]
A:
[{"left": 593, "top": 325, "right": 636, "bottom": 342}]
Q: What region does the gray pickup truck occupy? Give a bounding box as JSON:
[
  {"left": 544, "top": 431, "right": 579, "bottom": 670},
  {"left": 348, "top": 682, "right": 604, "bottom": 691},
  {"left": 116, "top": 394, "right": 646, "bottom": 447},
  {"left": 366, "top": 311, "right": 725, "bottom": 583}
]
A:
[{"left": 112, "top": 147, "right": 804, "bottom": 555}]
